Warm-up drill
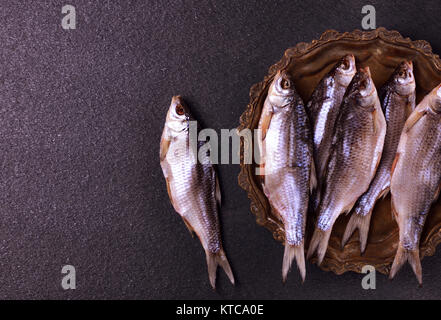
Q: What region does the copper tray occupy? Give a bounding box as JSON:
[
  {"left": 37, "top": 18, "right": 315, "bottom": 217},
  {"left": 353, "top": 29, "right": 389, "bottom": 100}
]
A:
[{"left": 238, "top": 28, "right": 441, "bottom": 275}]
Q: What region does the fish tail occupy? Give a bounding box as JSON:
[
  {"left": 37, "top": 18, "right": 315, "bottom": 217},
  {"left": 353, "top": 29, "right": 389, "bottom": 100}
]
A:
[
  {"left": 206, "top": 249, "right": 235, "bottom": 289},
  {"left": 306, "top": 228, "right": 332, "bottom": 265},
  {"left": 389, "top": 245, "right": 422, "bottom": 285},
  {"left": 342, "top": 212, "right": 372, "bottom": 253},
  {"left": 282, "top": 243, "right": 305, "bottom": 283}
]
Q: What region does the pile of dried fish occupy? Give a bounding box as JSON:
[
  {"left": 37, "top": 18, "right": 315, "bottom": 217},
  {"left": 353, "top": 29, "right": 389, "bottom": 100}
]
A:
[
  {"left": 159, "top": 55, "right": 441, "bottom": 287},
  {"left": 257, "top": 56, "right": 439, "bottom": 284}
]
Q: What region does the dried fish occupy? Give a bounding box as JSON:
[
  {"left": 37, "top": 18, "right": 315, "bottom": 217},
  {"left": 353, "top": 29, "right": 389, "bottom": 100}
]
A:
[
  {"left": 307, "top": 54, "right": 356, "bottom": 210},
  {"left": 390, "top": 84, "right": 441, "bottom": 285},
  {"left": 160, "top": 96, "right": 234, "bottom": 289},
  {"left": 258, "top": 70, "right": 315, "bottom": 282}
]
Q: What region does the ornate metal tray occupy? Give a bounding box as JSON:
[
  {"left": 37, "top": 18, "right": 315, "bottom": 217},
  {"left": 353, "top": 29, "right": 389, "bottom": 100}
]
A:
[{"left": 238, "top": 28, "right": 441, "bottom": 275}]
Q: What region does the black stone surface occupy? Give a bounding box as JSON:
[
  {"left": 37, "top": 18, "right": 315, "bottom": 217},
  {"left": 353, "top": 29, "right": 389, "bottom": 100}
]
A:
[{"left": 0, "top": 0, "right": 441, "bottom": 299}]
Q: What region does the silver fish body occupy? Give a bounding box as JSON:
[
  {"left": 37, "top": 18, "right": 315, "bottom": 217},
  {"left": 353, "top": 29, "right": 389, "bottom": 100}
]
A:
[
  {"left": 343, "top": 61, "right": 416, "bottom": 252},
  {"left": 307, "top": 54, "right": 356, "bottom": 210},
  {"left": 390, "top": 84, "right": 441, "bottom": 284},
  {"left": 258, "top": 70, "right": 315, "bottom": 282},
  {"left": 307, "top": 67, "right": 387, "bottom": 264},
  {"left": 160, "top": 96, "right": 234, "bottom": 289}
]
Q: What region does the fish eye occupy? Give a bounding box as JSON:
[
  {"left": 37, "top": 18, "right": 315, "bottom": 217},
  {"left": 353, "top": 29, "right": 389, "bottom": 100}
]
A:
[
  {"left": 359, "top": 79, "right": 368, "bottom": 90},
  {"left": 175, "top": 105, "right": 185, "bottom": 116},
  {"left": 281, "top": 78, "right": 292, "bottom": 89},
  {"left": 398, "top": 70, "right": 406, "bottom": 78}
]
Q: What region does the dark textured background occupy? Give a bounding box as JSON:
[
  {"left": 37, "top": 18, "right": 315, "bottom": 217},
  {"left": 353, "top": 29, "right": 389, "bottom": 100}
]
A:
[{"left": 0, "top": 0, "right": 441, "bottom": 299}]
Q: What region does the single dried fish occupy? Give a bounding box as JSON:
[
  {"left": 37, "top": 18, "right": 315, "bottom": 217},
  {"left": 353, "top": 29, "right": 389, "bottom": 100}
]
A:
[
  {"left": 307, "top": 67, "right": 386, "bottom": 264},
  {"left": 390, "top": 84, "right": 441, "bottom": 285},
  {"left": 307, "top": 54, "right": 356, "bottom": 210},
  {"left": 258, "top": 70, "right": 316, "bottom": 282},
  {"left": 160, "top": 96, "right": 234, "bottom": 289},
  {"left": 342, "top": 61, "right": 416, "bottom": 252}
]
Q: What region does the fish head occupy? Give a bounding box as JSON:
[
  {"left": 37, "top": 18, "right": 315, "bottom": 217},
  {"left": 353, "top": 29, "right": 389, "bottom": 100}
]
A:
[
  {"left": 334, "top": 54, "right": 356, "bottom": 86},
  {"left": 165, "top": 95, "right": 192, "bottom": 137},
  {"left": 393, "top": 61, "right": 415, "bottom": 96},
  {"left": 353, "top": 67, "right": 377, "bottom": 108},
  {"left": 429, "top": 83, "right": 441, "bottom": 114},
  {"left": 267, "top": 70, "right": 295, "bottom": 109}
]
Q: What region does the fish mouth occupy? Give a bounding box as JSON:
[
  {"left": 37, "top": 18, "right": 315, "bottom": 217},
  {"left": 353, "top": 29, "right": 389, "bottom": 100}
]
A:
[
  {"left": 406, "top": 61, "right": 415, "bottom": 84},
  {"left": 341, "top": 54, "right": 356, "bottom": 72},
  {"left": 360, "top": 66, "right": 371, "bottom": 77},
  {"left": 171, "top": 95, "right": 189, "bottom": 112},
  {"left": 172, "top": 95, "right": 184, "bottom": 106},
  {"left": 397, "top": 61, "right": 415, "bottom": 81},
  {"left": 358, "top": 67, "right": 375, "bottom": 96}
]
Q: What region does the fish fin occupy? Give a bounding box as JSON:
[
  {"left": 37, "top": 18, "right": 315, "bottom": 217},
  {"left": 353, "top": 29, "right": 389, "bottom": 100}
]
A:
[
  {"left": 165, "top": 178, "right": 173, "bottom": 204},
  {"left": 342, "top": 213, "right": 372, "bottom": 253},
  {"left": 165, "top": 178, "right": 180, "bottom": 213},
  {"left": 391, "top": 153, "right": 400, "bottom": 177},
  {"left": 342, "top": 202, "right": 356, "bottom": 216},
  {"left": 206, "top": 249, "right": 235, "bottom": 289},
  {"left": 282, "top": 243, "right": 306, "bottom": 283},
  {"left": 372, "top": 108, "right": 378, "bottom": 134},
  {"left": 214, "top": 172, "right": 221, "bottom": 206},
  {"left": 309, "top": 160, "right": 317, "bottom": 194},
  {"left": 374, "top": 151, "right": 382, "bottom": 174},
  {"left": 258, "top": 163, "right": 265, "bottom": 176},
  {"left": 389, "top": 245, "right": 422, "bottom": 285},
  {"left": 307, "top": 228, "right": 332, "bottom": 265},
  {"left": 379, "top": 187, "right": 390, "bottom": 200},
  {"left": 433, "top": 181, "right": 441, "bottom": 202},
  {"left": 261, "top": 180, "right": 270, "bottom": 198},
  {"left": 406, "top": 92, "right": 417, "bottom": 116},
  {"left": 404, "top": 109, "right": 426, "bottom": 133},
  {"left": 160, "top": 130, "right": 171, "bottom": 162},
  {"left": 391, "top": 199, "right": 398, "bottom": 222},
  {"left": 182, "top": 216, "right": 195, "bottom": 238},
  {"left": 260, "top": 110, "right": 273, "bottom": 141}
]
